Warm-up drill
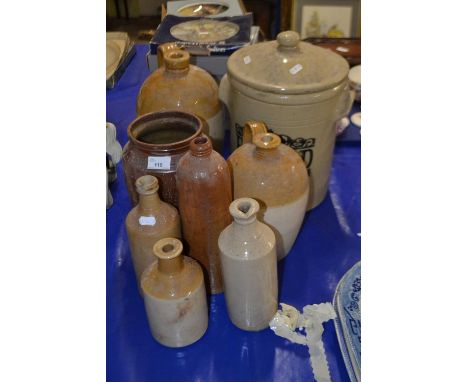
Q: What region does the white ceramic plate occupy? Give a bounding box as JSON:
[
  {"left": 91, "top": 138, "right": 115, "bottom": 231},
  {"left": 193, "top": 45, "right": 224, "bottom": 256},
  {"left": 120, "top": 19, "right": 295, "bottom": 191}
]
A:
[
  {"left": 106, "top": 32, "right": 130, "bottom": 80},
  {"left": 170, "top": 19, "right": 239, "bottom": 43},
  {"left": 177, "top": 3, "right": 229, "bottom": 16},
  {"left": 107, "top": 41, "right": 121, "bottom": 70}
]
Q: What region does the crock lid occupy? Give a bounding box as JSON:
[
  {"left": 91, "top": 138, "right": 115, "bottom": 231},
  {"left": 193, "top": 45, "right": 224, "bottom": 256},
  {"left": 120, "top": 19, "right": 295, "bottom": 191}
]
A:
[{"left": 227, "top": 31, "right": 349, "bottom": 94}]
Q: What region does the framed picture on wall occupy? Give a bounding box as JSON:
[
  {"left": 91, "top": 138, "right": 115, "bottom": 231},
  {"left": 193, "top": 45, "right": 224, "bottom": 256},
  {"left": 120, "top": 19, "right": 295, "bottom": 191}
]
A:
[{"left": 292, "top": 0, "right": 360, "bottom": 39}]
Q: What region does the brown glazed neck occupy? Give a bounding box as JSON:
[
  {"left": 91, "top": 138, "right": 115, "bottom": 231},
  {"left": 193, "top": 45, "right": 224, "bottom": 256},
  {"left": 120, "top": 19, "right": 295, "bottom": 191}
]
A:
[
  {"left": 135, "top": 175, "right": 162, "bottom": 212},
  {"left": 157, "top": 42, "right": 184, "bottom": 67},
  {"left": 138, "top": 193, "right": 161, "bottom": 213},
  {"left": 164, "top": 67, "right": 190, "bottom": 78},
  {"left": 190, "top": 135, "right": 213, "bottom": 158},
  {"left": 154, "top": 238, "right": 184, "bottom": 275},
  {"left": 164, "top": 50, "right": 190, "bottom": 76},
  {"left": 253, "top": 133, "right": 281, "bottom": 159},
  {"left": 127, "top": 111, "right": 203, "bottom": 155}
]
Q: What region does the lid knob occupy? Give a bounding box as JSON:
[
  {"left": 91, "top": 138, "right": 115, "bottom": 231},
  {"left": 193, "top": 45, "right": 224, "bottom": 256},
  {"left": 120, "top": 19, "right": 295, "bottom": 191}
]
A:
[{"left": 277, "top": 31, "right": 300, "bottom": 49}]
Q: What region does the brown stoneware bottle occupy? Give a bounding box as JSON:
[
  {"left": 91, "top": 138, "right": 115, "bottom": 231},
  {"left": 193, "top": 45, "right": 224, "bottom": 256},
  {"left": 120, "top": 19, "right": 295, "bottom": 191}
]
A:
[
  {"left": 122, "top": 110, "right": 202, "bottom": 207},
  {"left": 125, "top": 175, "right": 181, "bottom": 288},
  {"left": 141, "top": 237, "right": 208, "bottom": 347},
  {"left": 218, "top": 198, "right": 278, "bottom": 331},
  {"left": 137, "top": 48, "right": 224, "bottom": 151},
  {"left": 176, "top": 135, "right": 232, "bottom": 294},
  {"left": 227, "top": 121, "right": 309, "bottom": 260}
]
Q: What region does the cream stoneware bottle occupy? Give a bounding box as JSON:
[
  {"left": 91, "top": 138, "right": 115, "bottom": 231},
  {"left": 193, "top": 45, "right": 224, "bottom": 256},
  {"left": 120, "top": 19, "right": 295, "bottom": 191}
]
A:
[
  {"left": 218, "top": 198, "right": 278, "bottom": 331},
  {"left": 228, "top": 122, "right": 309, "bottom": 260},
  {"left": 141, "top": 238, "right": 208, "bottom": 347},
  {"left": 125, "top": 175, "right": 181, "bottom": 287}
]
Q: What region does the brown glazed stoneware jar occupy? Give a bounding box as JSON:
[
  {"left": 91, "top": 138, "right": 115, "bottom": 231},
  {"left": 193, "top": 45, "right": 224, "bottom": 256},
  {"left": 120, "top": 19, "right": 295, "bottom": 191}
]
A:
[
  {"left": 218, "top": 198, "right": 278, "bottom": 331},
  {"left": 176, "top": 135, "right": 232, "bottom": 294},
  {"left": 125, "top": 175, "right": 181, "bottom": 288},
  {"left": 137, "top": 48, "right": 224, "bottom": 151},
  {"left": 141, "top": 238, "right": 208, "bottom": 347},
  {"left": 228, "top": 121, "right": 309, "bottom": 260},
  {"left": 122, "top": 110, "right": 202, "bottom": 207}
]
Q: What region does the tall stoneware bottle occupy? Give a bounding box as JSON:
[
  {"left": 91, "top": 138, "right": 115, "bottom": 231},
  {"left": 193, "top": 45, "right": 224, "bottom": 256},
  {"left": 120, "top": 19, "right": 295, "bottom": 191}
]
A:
[
  {"left": 176, "top": 135, "right": 232, "bottom": 294},
  {"left": 228, "top": 121, "right": 309, "bottom": 260},
  {"left": 137, "top": 48, "right": 224, "bottom": 151},
  {"left": 218, "top": 198, "right": 278, "bottom": 331},
  {"left": 141, "top": 237, "right": 208, "bottom": 347},
  {"left": 125, "top": 175, "right": 181, "bottom": 287}
]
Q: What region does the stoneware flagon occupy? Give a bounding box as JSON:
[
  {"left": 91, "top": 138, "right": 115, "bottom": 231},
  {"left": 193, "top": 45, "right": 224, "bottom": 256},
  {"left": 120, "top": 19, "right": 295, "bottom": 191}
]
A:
[
  {"left": 219, "top": 30, "right": 354, "bottom": 209},
  {"left": 141, "top": 237, "right": 208, "bottom": 347},
  {"left": 137, "top": 46, "right": 224, "bottom": 151},
  {"left": 122, "top": 110, "right": 202, "bottom": 207},
  {"left": 227, "top": 121, "right": 309, "bottom": 260},
  {"left": 176, "top": 135, "right": 232, "bottom": 294},
  {"left": 125, "top": 175, "right": 181, "bottom": 288},
  {"left": 218, "top": 198, "right": 278, "bottom": 331}
]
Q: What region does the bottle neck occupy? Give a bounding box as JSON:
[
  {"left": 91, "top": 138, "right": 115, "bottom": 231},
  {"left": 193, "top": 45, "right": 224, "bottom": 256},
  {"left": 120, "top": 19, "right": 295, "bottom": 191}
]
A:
[
  {"left": 254, "top": 146, "right": 278, "bottom": 159},
  {"left": 138, "top": 192, "right": 161, "bottom": 213},
  {"left": 158, "top": 255, "right": 184, "bottom": 275},
  {"left": 232, "top": 216, "right": 257, "bottom": 234},
  {"left": 164, "top": 67, "right": 189, "bottom": 78},
  {"left": 190, "top": 135, "right": 213, "bottom": 157}
]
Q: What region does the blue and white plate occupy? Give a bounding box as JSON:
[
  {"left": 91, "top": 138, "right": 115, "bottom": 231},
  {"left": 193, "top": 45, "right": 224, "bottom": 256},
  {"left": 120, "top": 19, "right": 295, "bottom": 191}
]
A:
[{"left": 333, "top": 261, "right": 361, "bottom": 382}]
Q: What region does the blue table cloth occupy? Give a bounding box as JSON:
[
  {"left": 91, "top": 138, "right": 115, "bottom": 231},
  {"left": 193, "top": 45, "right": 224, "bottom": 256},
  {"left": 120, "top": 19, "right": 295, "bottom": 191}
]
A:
[{"left": 107, "top": 44, "right": 361, "bottom": 382}]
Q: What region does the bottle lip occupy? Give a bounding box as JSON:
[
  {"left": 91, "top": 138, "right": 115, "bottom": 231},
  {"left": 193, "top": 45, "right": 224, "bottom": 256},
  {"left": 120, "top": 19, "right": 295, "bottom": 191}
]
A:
[
  {"left": 127, "top": 110, "right": 203, "bottom": 154},
  {"left": 230, "top": 198, "right": 259, "bottom": 224},
  {"left": 153, "top": 238, "right": 183, "bottom": 260},
  {"left": 190, "top": 134, "right": 212, "bottom": 157},
  {"left": 135, "top": 175, "right": 159, "bottom": 195},
  {"left": 164, "top": 50, "right": 190, "bottom": 71},
  {"left": 253, "top": 133, "right": 281, "bottom": 150}
]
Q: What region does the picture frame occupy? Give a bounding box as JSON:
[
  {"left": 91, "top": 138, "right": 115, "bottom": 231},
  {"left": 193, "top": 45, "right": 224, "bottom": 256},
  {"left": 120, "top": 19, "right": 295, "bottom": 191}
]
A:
[{"left": 291, "top": 0, "right": 360, "bottom": 39}]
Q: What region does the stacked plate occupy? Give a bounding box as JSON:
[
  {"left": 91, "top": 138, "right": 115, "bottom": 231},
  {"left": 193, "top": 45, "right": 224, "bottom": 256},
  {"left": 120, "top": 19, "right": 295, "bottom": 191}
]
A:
[
  {"left": 106, "top": 32, "right": 136, "bottom": 88},
  {"left": 333, "top": 261, "right": 361, "bottom": 382}
]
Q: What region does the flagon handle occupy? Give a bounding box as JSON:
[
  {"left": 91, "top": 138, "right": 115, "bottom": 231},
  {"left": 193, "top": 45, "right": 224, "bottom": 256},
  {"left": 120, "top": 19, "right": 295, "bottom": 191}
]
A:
[{"left": 242, "top": 121, "right": 268, "bottom": 144}]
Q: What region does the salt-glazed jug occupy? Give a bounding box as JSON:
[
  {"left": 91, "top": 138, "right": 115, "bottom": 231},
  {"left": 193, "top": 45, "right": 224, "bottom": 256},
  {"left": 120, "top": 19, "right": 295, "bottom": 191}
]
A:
[
  {"left": 125, "top": 175, "right": 181, "bottom": 288},
  {"left": 137, "top": 46, "right": 224, "bottom": 151},
  {"left": 176, "top": 135, "right": 232, "bottom": 294},
  {"left": 218, "top": 198, "right": 278, "bottom": 331},
  {"left": 227, "top": 121, "right": 309, "bottom": 260},
  {"left": 219, "top": 30, "right": 354, "bottom": 209},
  {"left": 122, "top": 110, "right": 202, "bottom": 207},
  {"left": 141, "top": 237, "right": 208, "bottom": 347}
]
